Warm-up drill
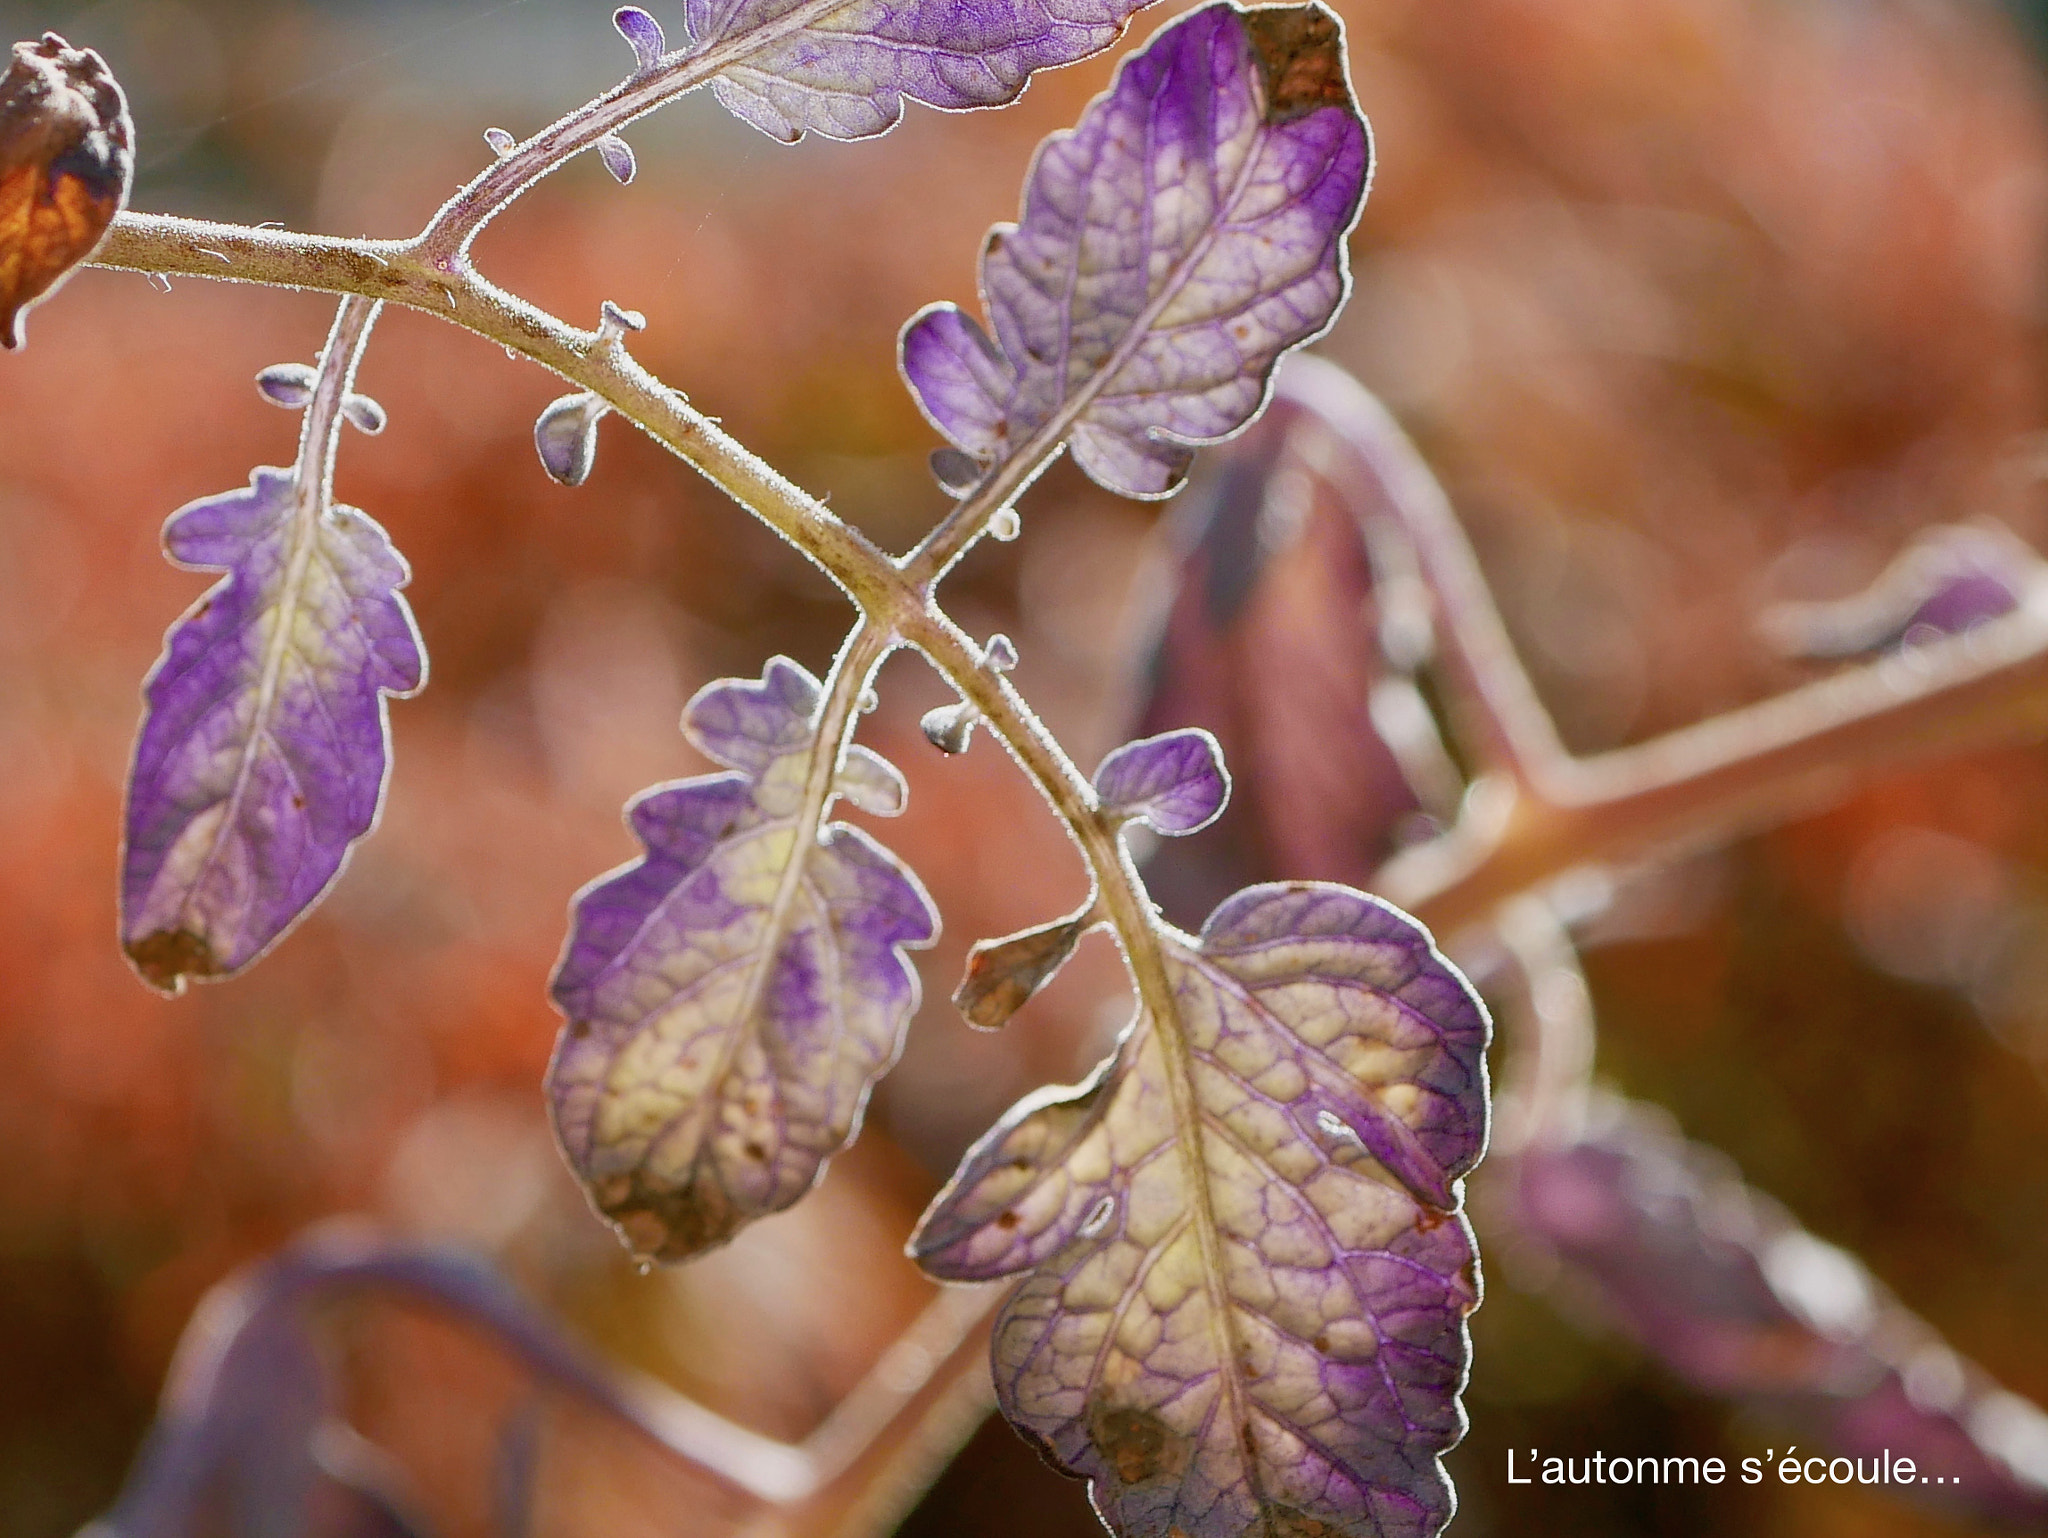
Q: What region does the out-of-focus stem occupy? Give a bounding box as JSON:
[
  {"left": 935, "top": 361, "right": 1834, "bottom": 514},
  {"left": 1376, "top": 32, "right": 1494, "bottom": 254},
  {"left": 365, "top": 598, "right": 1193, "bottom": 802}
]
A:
[
  {"left": 1272, "top": 357, "right": 2048, "bottom": 943},
  {"left": 107, "top": 1224, "right": 1000, "bottom": 1533},
  {"left": 1490, "top": 895, "right": 1593, "bottom": 1151},
  {"left": 1378, "top": 598, "right": 2048, "bottom": 938}
]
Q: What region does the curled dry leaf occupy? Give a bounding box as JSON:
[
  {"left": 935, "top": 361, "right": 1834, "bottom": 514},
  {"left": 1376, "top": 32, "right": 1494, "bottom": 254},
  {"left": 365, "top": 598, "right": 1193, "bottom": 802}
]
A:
[
  {"left": 955, "top": 912, "right": 1092, "bottom": 1029},
  {"left": 0, "top": 32, "right": 133, "bottom": 347}
]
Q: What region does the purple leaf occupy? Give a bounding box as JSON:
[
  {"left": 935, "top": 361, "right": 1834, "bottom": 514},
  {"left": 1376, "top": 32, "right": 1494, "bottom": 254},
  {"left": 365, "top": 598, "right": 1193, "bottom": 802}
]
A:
[
  {"left": 615, "top": 6, "right": 668, "bottom": 69},
  {"left": 1095, "top": 728, "right": 1229, "bottom": 835},
  {"left": 121, "top": 468, "right": 424, "bottom": 993},
  {"left": 685, "top": 0, "right": 1161, "bottom": 143},
  {"left": 548, "top": 657, "right": 939, "bottom": 1262},
  {"left": 1504, "top": 1096, "right": 2048, "bottom": 1528},
  {"left": 88, "top": 1242, "right": 433, "bottom": 1538},
  {"left": 899, "top": 2, "right": 1371, "bottom": 500},
  {"left": 914, "top": 882, "right": 1490, "bottom": 1538},
  {"left": 1130, "top": 357, "right": 1462, "bottom": 928}
]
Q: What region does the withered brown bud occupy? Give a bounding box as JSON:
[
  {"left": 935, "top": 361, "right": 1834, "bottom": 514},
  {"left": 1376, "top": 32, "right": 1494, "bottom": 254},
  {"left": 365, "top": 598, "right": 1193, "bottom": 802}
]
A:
[
  {"left": 953, "top": 914, "right": 1090, "bottom": 1030},
  {"left": 0, "top": 33, "right": 133, "bottom": 349}
]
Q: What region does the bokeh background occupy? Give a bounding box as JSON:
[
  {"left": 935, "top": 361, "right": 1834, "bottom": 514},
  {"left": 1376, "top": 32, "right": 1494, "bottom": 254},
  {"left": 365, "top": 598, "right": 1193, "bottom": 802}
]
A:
[{"left": 1, "top": 0, "right": 2046, "bottom": 1533}]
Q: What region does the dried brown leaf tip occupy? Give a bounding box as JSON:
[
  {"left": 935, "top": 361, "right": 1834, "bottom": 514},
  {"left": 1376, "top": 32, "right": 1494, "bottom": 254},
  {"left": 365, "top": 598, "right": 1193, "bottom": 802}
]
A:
[
  {"left": 953, "top": 913, "right": 1089, "bottom": 1030},
  {"left": 1244, "top": 4, "right": 1351, "bottom": 124},
  {"left": 0, "top": 33, "right": 133, "bottom": 349}
]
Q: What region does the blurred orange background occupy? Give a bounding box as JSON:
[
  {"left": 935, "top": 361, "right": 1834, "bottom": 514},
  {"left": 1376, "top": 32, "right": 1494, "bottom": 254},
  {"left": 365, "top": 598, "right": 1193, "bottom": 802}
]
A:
[{"left": 1, "top": 0, "right": 2046, "bottom": 1534}]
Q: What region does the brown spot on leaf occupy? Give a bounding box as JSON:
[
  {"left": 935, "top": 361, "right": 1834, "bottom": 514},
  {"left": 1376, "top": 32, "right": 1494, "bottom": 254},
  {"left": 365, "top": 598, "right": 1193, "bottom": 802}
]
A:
[
  {"left": 0, "top": 34, "right": 133, "bottom": 348},
  {"left": 1259, "top": 1506, "right": 1340, "bottom": 1538},
  {"left": 995, "top": 1209, "right": 1020, "bottom": 1230},
  {"left": 126, "top": 928, "right": 217, "bottom": 993},
  {"left": 1311, "top": 1332, "right": 1330, "bottom": 1354},
  {"left": 1242, "top": 6, "right": 1351, "bottom": 124},
  {"left": 567, "top": 1019, "right": 592, "bottom": 1041},
  {"left": 743, "top": 1140, "right": 768, "bottom": 1162},
  {"left": 595, "top": 1169, "right": 745, "bottom": 1263},
  {"left": 1090, "top": 1405, "right": 1181, "bottom": 1486},
  {"left": 1413, "top": 1205, "right": 1449, "bottom": 1233}
]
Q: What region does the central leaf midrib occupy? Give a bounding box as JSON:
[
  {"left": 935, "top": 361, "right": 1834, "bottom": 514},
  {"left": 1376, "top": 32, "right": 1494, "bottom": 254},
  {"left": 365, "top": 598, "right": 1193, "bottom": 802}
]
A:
[
  {"left": 172, "top": 485, "right": 326, "bottom": 939},
  {"left": 1004, "top": 69, "right": 1279, "bottom": 492}
]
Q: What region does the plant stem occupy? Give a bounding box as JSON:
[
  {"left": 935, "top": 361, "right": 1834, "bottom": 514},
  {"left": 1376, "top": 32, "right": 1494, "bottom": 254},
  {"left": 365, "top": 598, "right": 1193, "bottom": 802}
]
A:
[
  {"left": 92, "top": 214, "right": 1193, "bottom": 1035},
  {"left": 1274, "top": 356, "right": 2048, "bottom": 943}
]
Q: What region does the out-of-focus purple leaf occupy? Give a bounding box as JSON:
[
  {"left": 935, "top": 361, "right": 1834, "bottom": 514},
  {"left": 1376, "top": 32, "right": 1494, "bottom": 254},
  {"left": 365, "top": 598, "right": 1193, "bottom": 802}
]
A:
[
  {"left": 915, "top": 882, "right": 1490, "bottom": 1538},
  {"left": 900, "top": 1, "right": 1370, "bottom": 500},
  {"left": 1131, "top": 357, "right": 1462, "bottom": 929},
  {"left": 1502, "top": 1095, "right": 2048, "bottom": 1528},
  {"left": 685, "top": 0, "right": 1160, "bottom": 143},
  {"left": 548, "top": 657, "right": 938, "bottom": 1262},
  {"left": 121, "top": 467, "right": 425, "bottom": 994},
  {"left": 1761, "top": 522, "right": 2045, "bottom": 661},
  {"left": 83, "top": 1236, "right": 436, "bottom": 1538},
  {"left": 95, "top": 1228, "right": 846, "bottom": 1537},
  {"left": 1094, "top": 728, "right": 1229, "bottom": 835}
]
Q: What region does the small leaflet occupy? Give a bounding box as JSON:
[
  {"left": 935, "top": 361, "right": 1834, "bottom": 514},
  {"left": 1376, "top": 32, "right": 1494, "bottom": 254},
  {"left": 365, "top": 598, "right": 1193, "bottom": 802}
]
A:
[
  {"left": 0, "top": 32, "right": 133, "bottom": 348},
  {"left": 686, "top": 0, "right": 1161, "bottom": 143},
  {"left": 255, "top": 362, "right": 317, "bottom": 408},
  {"left": 535, "top": 391, "right": 607, "bottom": 486},
  {"left": 1094, "top": 728, "right": 1229, "bottom": 836},
  {"left": 914, "top": 883, "right": 1490, "bottom": 1538},
  {"left": 615, "top": 6, "right": 668, "bottom": 69},
  {"left": 597, "top": 133, "right": 638, "bottom": 185},
  {"left": 549, "top": 657, "right": 938, "bottom": 1262},
  {"left": 899, "top": 2, "right": 1370, "bottom": 500},
  {"left": 955, "top": 912, "right": 1089, "bottom": 1030},
  {"left": 1507, "top": 1095, "right": 2048, "bottom": 1529},
  {"left": 122, "top": 468, "right": 424, "bottom": 993}
]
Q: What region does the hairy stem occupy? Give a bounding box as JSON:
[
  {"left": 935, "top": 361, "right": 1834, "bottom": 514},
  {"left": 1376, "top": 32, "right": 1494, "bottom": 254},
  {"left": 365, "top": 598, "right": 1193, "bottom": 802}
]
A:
[{"left": 94, "top": 214, "right": 1195, "bottom": 1037}]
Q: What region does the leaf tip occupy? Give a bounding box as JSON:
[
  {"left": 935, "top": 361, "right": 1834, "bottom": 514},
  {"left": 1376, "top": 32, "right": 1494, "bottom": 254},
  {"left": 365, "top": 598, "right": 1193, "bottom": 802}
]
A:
[
  {"left": 125, "top": 927, "right": 216, "bottom": 995},
  {"left": 1241, "top": 3, "right": 1353, "bottom": 124}
]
